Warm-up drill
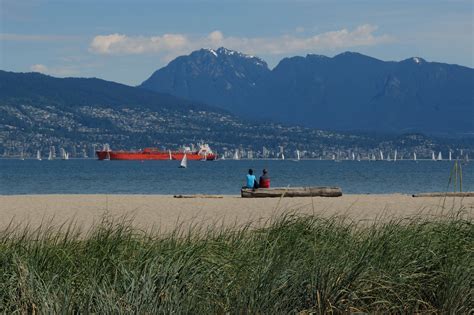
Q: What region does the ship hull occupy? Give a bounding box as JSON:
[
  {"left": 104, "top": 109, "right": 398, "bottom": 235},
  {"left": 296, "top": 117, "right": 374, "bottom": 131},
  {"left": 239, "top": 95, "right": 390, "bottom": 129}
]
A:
[{"left": 96, "top": 150, "right": 216, "bottom": 161}]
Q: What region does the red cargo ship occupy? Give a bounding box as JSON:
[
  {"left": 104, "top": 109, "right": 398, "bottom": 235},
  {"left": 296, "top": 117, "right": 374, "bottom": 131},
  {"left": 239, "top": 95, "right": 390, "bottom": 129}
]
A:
[{"left": 96, "top": 144, "right": 217, "bottom": 161}]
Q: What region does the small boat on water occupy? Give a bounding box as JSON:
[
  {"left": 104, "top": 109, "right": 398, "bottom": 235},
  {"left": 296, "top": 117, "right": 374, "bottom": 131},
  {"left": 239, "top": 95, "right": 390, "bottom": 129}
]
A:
[
  {"left": 48, "top": 148, "right": 54, "bottom": 160},
  {"left": 179, "top": 154, "right": 187, "bottom": 168},
  {"left": 241, "top": 186, "right": 342, "bottom": 198},
  {"left": 37, "top": 150, "right": 42, "bottom": 161},
  {"left": 233, "top": 149, "right": 239, "bottom": 160},
  {"left": 437, "top": 152, "right": 442, "bottom": 161},
  {"left": 60, "top": 148, "right": 69, "bottom": 160}
]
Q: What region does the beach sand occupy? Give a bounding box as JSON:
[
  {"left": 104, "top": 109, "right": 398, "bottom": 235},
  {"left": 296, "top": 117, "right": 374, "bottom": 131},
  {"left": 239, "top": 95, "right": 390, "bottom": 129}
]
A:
[{"left": 1, "top": 194, "right": 473, "bottom": 233}]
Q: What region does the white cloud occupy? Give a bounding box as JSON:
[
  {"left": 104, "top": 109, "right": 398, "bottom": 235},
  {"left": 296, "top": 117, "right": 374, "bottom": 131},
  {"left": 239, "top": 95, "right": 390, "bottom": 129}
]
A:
[
  {"left": 30, "top": 64, "right": 79, "bottom": 76},
  {"left": 1, "top": 33, "right": 77, "bottom": 41},
  {"left": 30, "top": 64, "right": 48, "bottom": 73},
  {"left": 89, "top": 33, "right": 188, "bottom": 55},
  {"left": 295, "top": 27, "right": 305, "bottom": 33},
  {"left": 89, "top": 24, "right": 392, "bottom": 58}
]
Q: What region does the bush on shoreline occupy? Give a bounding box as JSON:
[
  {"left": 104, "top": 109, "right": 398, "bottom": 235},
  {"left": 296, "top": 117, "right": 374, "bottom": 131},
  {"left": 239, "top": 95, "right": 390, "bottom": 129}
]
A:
[{"left": 0, "top": 213, "right": 472, "bottom": 313}]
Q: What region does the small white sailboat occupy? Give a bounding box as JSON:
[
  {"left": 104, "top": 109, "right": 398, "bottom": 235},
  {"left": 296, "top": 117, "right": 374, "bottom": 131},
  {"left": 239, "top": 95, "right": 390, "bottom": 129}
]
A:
[
  {"left": 449, "top": 151, "right": 452, "bottom": 161},
  {"left": 37, "top": 150, "right": 42, "bottom": 161},
  {"left": 393, "top": 150, "right": 397, "bottom": 162},
  {"left": 281, "top": 152, "right": 285, "bottom": 160},
  {"left": 437, "top": 152, "right": 442, "bottom": 161},
  {"left": 233, "top": 149, "right": 239, "bottom": 160},
  {"left": 413, "top": 152, "right": 417, "bottom": 161},
  {"left": 296, "top": 150, "right": 301, "bottom": 161},
  {"left": 379, "top": 151, "right": 384, "bottom": 161},
  {"left": 60, "top": 148, "right": 69, "bottom": 160},
  {"left": 179, "top": 153, "right": 187, "bottom": 168},
  {"left": 371, "top": 154, "right": 376, "bottom": 161},
  {"left": 332, "top": 154, "right": 336, "bottom": 161},
  {"left": 432, "top": 152, "right": 436, "bottom": 161},
  {"left": 168, "top": 150, "right": 172, "bottom": 160},
  {"left": 48, "top": 149, "right": 53, "bottom": 160},
  {"left": 20, "top": 151, "right": 25, "bottom": 160},
  {"left": 351, "top": 152, "right": 355, "bottom": 161}
]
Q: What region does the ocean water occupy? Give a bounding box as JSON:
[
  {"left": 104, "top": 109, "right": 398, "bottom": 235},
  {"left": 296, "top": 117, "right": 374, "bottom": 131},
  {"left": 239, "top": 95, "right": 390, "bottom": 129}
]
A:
[{"left": 0, "top": 159, "right": 472, "bottom": 195}]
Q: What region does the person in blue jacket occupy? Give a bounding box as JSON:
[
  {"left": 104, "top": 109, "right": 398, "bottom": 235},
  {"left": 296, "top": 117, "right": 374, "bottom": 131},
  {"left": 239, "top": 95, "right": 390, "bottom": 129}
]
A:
[{"left": 245, "top": 169, "right": 258, "bottom": 189}]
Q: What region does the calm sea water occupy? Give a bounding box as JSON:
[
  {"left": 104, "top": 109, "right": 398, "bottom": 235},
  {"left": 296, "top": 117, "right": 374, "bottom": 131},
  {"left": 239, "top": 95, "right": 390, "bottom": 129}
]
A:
[{"left": 0, "top": 159, "right": 472, "bottom": 195}]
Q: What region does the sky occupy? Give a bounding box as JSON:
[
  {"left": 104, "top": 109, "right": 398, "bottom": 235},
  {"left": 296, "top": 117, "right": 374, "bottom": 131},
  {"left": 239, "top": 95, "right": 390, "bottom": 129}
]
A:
[{"left": 1, "top": 0, "right": 473, "bottom": 86}]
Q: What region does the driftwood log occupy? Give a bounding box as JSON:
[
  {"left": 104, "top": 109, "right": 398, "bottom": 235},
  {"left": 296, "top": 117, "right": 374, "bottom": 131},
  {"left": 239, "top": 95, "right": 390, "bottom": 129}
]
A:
[
  {"left": 241, "top": 187, "right": 342, "bottom": 198},
  {"left": 412, "top": 192, "right": 474, "bottom": 198},
  {"left": 173, "top": 194, "right": 224, "bottom": 199}
]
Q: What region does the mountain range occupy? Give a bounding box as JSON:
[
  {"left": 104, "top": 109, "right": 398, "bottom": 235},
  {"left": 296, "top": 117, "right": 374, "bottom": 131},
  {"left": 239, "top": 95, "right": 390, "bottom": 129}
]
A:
[
  {"left": 0, "top": 70, "right": 379, "bottom": 157},
  {"left": 140, "top": 48, "right": 474, "bottom": 134},
  {"left": 2, "top": 69, "right": 470, "bottom": 159}
]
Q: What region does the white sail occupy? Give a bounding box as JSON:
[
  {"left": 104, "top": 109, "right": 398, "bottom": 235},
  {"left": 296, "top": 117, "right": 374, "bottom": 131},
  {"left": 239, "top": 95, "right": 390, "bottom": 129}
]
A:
[
  {"left": 352, "top": 152, "right": 355, "bottom": 160},
  {"left": 37, "top": 150, "right": 42, "bottom": 161},
  {"left": 281, "top": 153, "right": 285, "bottom": 160},
  {"left": 48, "top": 149, "right": 53, "bottom": 160},
  {"left": 371, "top": 154, "right": 376, "bottom": 161},
  {"left": 466, "top": 153, "right": 469, "bottom": 162},
  {"left": 180, "top": 154, "right": 187, "bottom": 168},
  {"left": 296, "top": 150, "right": 300, "bottom": 161},
  {"left": 379, "top": 151, "right": 384, "bottom": 161},
  {"left": 387, "top": 153, "right": 391, "bottom": 162},
  {"left": 64, "top": 152, "right": 69, "bottom": 160},
  {"left": 332, "top": 154, "right": 336, "bottom": 160},
  {"left": 233, "top": 149, "right": 239, "bottom": 160},
  {"left": 413, "top": 152, "right": 417, "bottom": 161},
  {"left": 432, "top": 152, "right": 436, "bottom": 161},
  {"left": 437, "top": 152, "right": 442, "bottom": 161},
  {"left": 169, "top": 150, "right": 172, "bottom": 160},
  {"left": 394, "top": 150, "right": 397, "bottom": 162},
  {"left": 449, "top": 151, "right": 452, "bottom": 161}
]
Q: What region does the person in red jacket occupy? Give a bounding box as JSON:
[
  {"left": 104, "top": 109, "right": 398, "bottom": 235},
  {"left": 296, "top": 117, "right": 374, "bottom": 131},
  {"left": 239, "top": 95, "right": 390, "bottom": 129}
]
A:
[{"left": 259, "top": 169, "right": 270, "bottom": 188}]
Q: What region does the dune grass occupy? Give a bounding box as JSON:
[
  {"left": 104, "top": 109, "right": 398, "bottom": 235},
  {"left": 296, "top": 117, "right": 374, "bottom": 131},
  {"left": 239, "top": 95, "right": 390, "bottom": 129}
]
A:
[{"left": 0, "top": 212, "right": 472, "bottom": 313}]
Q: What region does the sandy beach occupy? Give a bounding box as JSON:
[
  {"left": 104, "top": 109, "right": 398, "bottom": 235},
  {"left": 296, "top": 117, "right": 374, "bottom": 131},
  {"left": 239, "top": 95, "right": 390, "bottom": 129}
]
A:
[{"left": 1, "top": 194, "right": 472, "bottom": 233}]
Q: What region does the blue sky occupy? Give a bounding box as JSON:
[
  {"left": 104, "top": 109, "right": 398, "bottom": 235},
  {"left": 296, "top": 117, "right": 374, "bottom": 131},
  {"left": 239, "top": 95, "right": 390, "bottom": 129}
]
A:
[{"left": 1, "top": 0, "right": 472, "bottom": 85}]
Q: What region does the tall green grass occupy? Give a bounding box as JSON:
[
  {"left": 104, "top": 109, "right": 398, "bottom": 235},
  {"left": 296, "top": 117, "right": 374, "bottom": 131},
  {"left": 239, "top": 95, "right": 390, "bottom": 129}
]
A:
[{"left": 0, "top": 212, "right": 472, "bottom": 313}]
